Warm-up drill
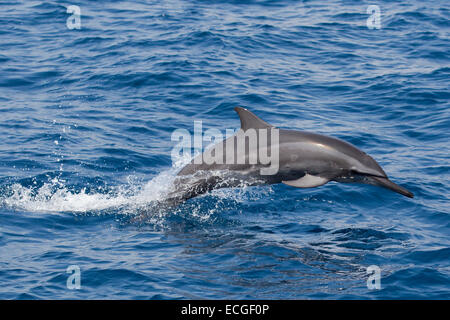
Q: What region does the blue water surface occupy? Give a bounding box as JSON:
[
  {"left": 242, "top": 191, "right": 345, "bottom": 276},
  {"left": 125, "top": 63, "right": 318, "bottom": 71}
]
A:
[{"left": 0, "top": 0, "right": 449, "bottom": 299}]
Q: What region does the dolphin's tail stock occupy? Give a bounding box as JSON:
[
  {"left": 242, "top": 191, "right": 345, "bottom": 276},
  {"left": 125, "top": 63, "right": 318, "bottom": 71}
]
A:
[
  {"left": 367, "top": 176, "right": 414, "bottom": 198},
  {"left": 128, "top": 180, "right": 195, "bottom": 223},
  {"left": 164, "top": 171, "right": 266, "bottom": 206},
  {"left": 163, "top": 175, "right": 220, "bottom": 207}
]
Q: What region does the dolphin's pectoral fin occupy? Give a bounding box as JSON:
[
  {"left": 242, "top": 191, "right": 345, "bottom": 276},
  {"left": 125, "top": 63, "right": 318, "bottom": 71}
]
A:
[{"left": 282, "top": 174, "right": 329, "bottom": 188}]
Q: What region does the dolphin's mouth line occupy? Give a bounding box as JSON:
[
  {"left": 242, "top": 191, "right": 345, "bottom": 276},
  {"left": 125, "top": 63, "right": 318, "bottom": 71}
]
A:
[
  {"left": 350, "top": 169, "right": 386, "bottom": 179},
  {"left": 368, "top": 176, "right": 414, "bottom": 198},
  {"left": 332, "top": 171, "right": 414, "bottom": 198},
  {"left": 334, "top": 170, "right": 386, "bottom": 181}
]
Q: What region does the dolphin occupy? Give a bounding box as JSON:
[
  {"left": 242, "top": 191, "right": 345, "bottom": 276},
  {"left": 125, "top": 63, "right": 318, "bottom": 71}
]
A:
[{"left": 168, "top": 107, "right": 413, "bottom": 204}]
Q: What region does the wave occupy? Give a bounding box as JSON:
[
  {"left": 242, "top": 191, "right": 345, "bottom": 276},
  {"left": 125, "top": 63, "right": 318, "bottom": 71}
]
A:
[
  {"left": 0, "top": 155, "right": 194, "bottom": 215},
  {"left": 0, "top": 152, "right": 272, "bottom": 223}
]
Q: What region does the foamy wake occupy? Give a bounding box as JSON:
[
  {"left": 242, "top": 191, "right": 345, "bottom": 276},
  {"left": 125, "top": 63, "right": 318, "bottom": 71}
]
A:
[
  {"left": 0, "top": 153, "right": 271, "bottom": 217},
  {"left": 0, "top": 154, "right": 193, "bottom": 215},
  {"left": 0, "top": 170, "right": 176, "bottom": 215}
]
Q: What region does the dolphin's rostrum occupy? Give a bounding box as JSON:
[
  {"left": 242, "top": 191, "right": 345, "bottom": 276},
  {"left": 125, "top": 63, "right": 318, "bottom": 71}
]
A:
[{"left": 168, "top": 107, "right": 413, "bottom": 204}]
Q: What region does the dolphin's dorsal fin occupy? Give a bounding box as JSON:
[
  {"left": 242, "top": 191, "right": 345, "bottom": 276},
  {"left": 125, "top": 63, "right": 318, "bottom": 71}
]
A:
[{"left": 234, "top": 107, "right": 274, "bottom": 130}]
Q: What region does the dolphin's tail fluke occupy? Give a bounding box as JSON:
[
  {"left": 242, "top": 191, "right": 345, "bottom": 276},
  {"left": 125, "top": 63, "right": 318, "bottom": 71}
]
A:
[{"left": 369, "top": 176, "right": 414, "bottom": 198}]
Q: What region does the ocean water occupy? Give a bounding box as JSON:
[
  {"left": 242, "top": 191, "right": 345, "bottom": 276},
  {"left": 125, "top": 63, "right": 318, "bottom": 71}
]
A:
[{"left": 0, "top": 0, "right": 449, "bottom": 299}]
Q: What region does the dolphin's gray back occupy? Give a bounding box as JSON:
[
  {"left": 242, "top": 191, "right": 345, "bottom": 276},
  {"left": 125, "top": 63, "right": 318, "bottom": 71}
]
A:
[{"left": 177, "top": 128, "right": 386, "bottom": 179}]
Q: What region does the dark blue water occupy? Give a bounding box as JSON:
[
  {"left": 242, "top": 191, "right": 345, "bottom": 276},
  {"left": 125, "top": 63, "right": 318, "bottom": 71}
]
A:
[{"left": 0, "top": 0, "right": 449, "bottom": 299}]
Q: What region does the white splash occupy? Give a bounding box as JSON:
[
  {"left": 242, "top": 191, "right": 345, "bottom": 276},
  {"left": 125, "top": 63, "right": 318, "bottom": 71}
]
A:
[
  {"left": 0, "top": 151, "right": 268, "bottom": 216},
  {"left": 0, "top": 153, "right": 194, "bottom": 215},
  {"left": 1, "top": 170, "right": 177, "bottom": 214}
]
